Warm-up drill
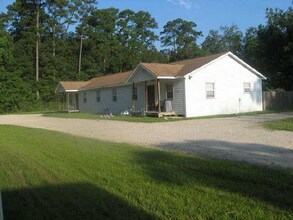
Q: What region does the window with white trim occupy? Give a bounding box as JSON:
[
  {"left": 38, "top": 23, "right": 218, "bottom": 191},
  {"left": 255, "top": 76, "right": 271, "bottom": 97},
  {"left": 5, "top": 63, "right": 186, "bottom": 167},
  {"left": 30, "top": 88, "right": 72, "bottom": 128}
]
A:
[
  {"left": 83, "top": 92, "right": 87, "bottom": 103},
  {"left": 96, "top": 90, "right": 100, "bottom": 102},
  {"left": 243, "top": 83, "right": 251, "bottom": 94},
  {"left": 166, "top": 84, "right": 173, "bottom": 99},
  {"left": 206, "top": 83, "right": 215, "bottom": 98},
  {"left": 112, "top": 88, "right": 117, "bottom": 102}
]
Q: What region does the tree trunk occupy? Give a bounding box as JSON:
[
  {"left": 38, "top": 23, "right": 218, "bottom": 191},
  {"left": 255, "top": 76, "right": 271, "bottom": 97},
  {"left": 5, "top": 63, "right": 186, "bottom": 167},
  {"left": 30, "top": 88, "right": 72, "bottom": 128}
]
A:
[
  {"left": 52, "top": 26, "right": 56, "bottom": 57},
  {"left": 36, "top": 0, "right": 40, "bottom": 99},
  {"left": 78, "top": 35, "right": 83, "bottom": 78}
]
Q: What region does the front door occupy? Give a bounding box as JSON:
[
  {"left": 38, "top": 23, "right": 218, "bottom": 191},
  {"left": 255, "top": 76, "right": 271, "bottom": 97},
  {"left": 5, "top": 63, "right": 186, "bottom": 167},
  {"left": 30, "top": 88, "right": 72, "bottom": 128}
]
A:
[{"left": 147, "top": 85, "right": 155, "bottom": 111}]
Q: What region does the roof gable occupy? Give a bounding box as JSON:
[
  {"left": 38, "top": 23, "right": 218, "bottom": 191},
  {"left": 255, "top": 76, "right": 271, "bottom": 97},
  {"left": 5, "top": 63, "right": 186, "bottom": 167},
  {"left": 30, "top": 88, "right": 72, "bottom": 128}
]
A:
[
  {"left": 128, "top": 52, "right": 266, "bottom": 81},
  {"left": 56, "top": 81, "right": 88, "bottom": 93},
  {"left": 127, "top": 65, "right": 157, "bottom": 83},
  {"left": 127, "top": 52, "right": 228, "bottom": 82}
]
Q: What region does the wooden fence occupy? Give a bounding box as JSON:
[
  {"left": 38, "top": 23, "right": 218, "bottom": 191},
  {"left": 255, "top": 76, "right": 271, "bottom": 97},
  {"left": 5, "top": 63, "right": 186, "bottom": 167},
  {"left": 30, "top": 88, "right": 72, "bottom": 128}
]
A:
[{"left": 263, "top": 91, "right": 293, "bottom": 110}]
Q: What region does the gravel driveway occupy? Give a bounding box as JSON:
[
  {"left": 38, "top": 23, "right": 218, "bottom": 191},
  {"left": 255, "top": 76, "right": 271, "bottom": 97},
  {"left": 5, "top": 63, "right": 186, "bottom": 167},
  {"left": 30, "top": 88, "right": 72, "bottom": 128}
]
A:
[{"left": 0, "top": 113, "right": 292, "bottom": 168}]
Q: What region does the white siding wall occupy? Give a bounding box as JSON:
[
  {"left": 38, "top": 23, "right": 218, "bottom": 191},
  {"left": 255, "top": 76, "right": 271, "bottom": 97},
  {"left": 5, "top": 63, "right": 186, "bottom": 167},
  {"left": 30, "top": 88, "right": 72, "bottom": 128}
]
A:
[
  {"left": 133, "top": 82, "right": 145, "bottom": 111},
  {"left": 79, "top": 85, "right": 132, "bottom": 114},
  {"left": 159, "top": 79, "right": 185, "bottom": 115},
  {"left": 185, "top": 55, "right": 263, "bottom": 117}
]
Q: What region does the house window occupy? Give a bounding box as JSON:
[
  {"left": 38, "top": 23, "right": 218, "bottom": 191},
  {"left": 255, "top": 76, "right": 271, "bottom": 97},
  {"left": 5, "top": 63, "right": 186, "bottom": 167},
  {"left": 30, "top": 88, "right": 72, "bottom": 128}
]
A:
[
  {"left": 166, "top": 84, "right": 173, "bottom": 99},
  {"left": 132, "top": 86, "right": 137, "bottom": 100},
  {"left": 206, "top": 83, "right": 215, "bottom": 98},
  {"left": 243, "top": 83, "right": 251, "bottom": 94},
  {"left": 96, "top": 90, "right": 100, "bottom": 102},
  {"left": 83, "top": 92, "right": 87, "bottom": 103},
  {"left": 112, "top": 88, "right": 117, "bottom": 102}
]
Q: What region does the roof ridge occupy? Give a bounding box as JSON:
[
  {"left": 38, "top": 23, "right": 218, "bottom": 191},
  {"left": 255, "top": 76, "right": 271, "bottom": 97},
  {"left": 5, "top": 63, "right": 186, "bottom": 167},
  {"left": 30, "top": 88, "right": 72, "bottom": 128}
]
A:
[
  {"left": 141, "top": 62, "right": 183, "bottom": 66},
  {"left": 91, "top": 70, "right": 132, "bottom": 80},
  {"left": 169, "top": 51, "right": 228, "bottom": 64}
]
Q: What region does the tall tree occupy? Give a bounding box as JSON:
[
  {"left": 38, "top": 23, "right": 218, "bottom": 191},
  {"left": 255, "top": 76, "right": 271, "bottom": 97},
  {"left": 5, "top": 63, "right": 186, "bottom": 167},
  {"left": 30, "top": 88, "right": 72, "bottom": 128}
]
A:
[
  {"left": 0, "top": 26, "right": 34, "bottom": 112},
  {"left": 202, "top": 24, "right": 243, "bottom": 56},
  {"left": 117, "top": 9, "right": 159, "bottom": 69},
  {"left": 160, "top": 18, "right": 202, "bottom": 61},
  {"left": 243, "top": 6, "right": 293, "bottom": 90},
  {"left": 36, "top": 0, "right": 40, "bottom": 99},
  {"left": 5, "top": 0, "right": 47, "bottom": 97}
]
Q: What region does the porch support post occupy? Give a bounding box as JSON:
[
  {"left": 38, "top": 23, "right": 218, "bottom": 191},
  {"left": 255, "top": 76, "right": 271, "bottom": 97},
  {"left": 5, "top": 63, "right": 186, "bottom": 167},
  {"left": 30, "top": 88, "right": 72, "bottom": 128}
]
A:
[
  {"left": 66, "top": 92, "right": 70, "bottom": 113},
  {"left": 76, "top": 93, "right": 79, "bottom": 111},
  {"left": 144, "top": 81, "right": 147, "bottom": 111},
  {"left": 57, "top": 92, "right": 60, "bottom": 111},
  {"left": 157, "top": 79, "right": 161, "bottom": 112},
  {"left": 132, "top": 82, "right": 136, "bottom": 111}
]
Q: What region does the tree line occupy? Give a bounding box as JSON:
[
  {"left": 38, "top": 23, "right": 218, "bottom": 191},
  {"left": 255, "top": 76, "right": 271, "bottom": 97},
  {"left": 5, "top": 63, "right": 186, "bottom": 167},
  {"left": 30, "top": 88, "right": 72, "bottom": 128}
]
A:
[{"left": 0, "top": 0, "right": 292, "bottom": 113}]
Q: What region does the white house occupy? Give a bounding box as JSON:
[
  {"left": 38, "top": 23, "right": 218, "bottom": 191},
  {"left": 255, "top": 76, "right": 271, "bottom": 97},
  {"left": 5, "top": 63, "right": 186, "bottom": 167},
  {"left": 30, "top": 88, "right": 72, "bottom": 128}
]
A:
[{"left": 56, "top": 52, "right": 266, "bottom": 117}]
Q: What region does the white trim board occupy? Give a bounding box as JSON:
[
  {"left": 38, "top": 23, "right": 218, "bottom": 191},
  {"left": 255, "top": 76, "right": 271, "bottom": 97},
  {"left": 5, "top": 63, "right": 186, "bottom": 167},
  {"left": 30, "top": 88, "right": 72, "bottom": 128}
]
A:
[{"left": 0, "top": 190, "right": 3, "bottom": 220}]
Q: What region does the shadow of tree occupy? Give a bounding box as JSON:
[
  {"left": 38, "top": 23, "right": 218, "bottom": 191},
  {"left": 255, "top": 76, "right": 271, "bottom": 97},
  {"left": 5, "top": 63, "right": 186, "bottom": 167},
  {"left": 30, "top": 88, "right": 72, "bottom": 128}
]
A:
[
  {"left": 133, "top": 148, "right": 293, "bottom": 211},
  {"left": 2, "top": 183, "right": 155, "bottom": 220},
  {"left": 158, "top": 139, "right": 293, "bottom": 168}
]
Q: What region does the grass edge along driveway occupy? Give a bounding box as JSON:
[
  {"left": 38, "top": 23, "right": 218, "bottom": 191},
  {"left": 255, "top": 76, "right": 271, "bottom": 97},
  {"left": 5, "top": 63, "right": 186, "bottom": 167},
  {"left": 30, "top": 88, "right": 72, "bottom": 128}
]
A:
[
  {"left": 42, "top": 110, "right": 283, "bottom": 123},
  {"left": 263, "top": 118, "right": 293, "bottom": 131},
  {"left": 0, "top": 125, "right": 292, "bottom": 219}
]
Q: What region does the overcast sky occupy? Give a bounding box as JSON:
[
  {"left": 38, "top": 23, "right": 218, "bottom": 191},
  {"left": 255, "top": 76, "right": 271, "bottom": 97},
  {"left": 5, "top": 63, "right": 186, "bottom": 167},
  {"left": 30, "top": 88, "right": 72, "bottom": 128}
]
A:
[{"left": 0, "top": 0, "right": 292, "bottom": 48}]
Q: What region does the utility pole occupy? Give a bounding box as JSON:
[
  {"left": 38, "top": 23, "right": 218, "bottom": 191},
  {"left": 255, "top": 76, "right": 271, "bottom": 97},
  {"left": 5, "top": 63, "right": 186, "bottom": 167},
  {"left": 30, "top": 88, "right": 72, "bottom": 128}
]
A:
[{"left": 78, "top": 35, "right": 83, "bottom": 77}]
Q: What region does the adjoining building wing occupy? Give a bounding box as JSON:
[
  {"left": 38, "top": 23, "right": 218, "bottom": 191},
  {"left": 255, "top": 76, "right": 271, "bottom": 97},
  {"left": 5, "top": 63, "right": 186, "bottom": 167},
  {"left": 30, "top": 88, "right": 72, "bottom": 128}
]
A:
[{"left": 55, "top": 81, "right": 89, "bottom": 93}]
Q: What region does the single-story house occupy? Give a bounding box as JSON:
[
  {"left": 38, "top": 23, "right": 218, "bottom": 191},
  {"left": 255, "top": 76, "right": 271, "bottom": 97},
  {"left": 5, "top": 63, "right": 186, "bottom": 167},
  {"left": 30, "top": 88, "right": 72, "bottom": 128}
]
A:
[{"left": 56, "top": 52, "right": 266, "bottom": 117}]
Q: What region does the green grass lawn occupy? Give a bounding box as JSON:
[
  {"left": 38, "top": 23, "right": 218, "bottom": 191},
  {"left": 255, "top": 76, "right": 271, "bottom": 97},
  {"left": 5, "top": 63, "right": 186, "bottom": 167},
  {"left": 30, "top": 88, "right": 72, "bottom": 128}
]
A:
[
  {"left": 264, "top": 118, "right": 293, "bottom": 131},
  {"left": 43, "top": 112, "right": 184, "bottom": 123},
  {"left": 0, "top": 126, "right": 292, "bottom": 219},
  {"left": 42, "top": 110, "right": 285, "bottom": 123}
]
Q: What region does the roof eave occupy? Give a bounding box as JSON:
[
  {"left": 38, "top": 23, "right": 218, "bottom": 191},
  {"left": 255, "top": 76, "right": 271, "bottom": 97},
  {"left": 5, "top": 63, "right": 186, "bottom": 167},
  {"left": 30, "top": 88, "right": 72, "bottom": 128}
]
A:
[
  {"left": 226, "top": 52, "right": 267, "bottom": 80},
  {"left": 79, "top": 82, "right": 131, "bottom": 92},
  {"left": 157, "top": 76, "right": 184, "bottom": 79}
]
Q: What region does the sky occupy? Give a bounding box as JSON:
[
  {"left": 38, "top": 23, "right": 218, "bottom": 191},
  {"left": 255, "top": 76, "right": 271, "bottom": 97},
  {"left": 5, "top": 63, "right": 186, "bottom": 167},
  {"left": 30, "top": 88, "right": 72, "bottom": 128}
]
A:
[{"left": 0, "top": 0, "right": 292, "bottom": 48}]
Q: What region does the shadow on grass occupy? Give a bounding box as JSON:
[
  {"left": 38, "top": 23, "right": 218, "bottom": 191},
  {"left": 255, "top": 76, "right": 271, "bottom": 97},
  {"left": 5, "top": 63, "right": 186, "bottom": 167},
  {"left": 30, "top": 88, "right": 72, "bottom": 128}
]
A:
[
  {"left": 134, "top": 148, "right": 293, "bottom": 211},
  {"left": 2, "top": 183, "right": 154, "bottom": 220},
  {"left": 158, "top": 139, "right": 293, "bottom": 169}
]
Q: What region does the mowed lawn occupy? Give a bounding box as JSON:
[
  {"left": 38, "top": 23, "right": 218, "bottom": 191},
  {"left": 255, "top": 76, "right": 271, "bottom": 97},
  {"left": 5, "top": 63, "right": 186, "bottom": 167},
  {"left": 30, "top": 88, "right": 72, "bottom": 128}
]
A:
[
  {"left": 264, "top": 118, "right": 293, "bottom": 131},
  {"left": 0, "top": 126, "right": 292, "bottom": 219}
]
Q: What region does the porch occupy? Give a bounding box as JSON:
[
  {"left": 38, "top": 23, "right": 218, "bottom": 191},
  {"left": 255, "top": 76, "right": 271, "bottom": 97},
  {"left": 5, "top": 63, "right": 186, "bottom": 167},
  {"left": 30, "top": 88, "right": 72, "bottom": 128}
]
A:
[
  {"left": 64, "top": 92, "right": 79, "bottom": 113},
  {"left": 55, "top": 81, "right": 85, "bottom": 113},
  {"left": 130, "top": 79, "right": 176, "bottom": 118}
]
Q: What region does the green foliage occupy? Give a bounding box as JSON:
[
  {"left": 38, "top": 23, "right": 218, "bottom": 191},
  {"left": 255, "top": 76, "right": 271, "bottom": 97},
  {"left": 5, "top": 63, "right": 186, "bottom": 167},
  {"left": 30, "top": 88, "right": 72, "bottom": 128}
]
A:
[
  {"left": 0, "top": 26, "right": 35, "bottom": 113},
  {"left": 243, "top": 7, "right": 293, "bottom": 90},
  {"left": 160, "top": 18, "right": 202, "bottom": 61},
  {"left": 202, "top": 24, "right": 243, "bottom": 55},
  {"left": 0, "top": 70, "right": 35, "bottom": 113}
]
